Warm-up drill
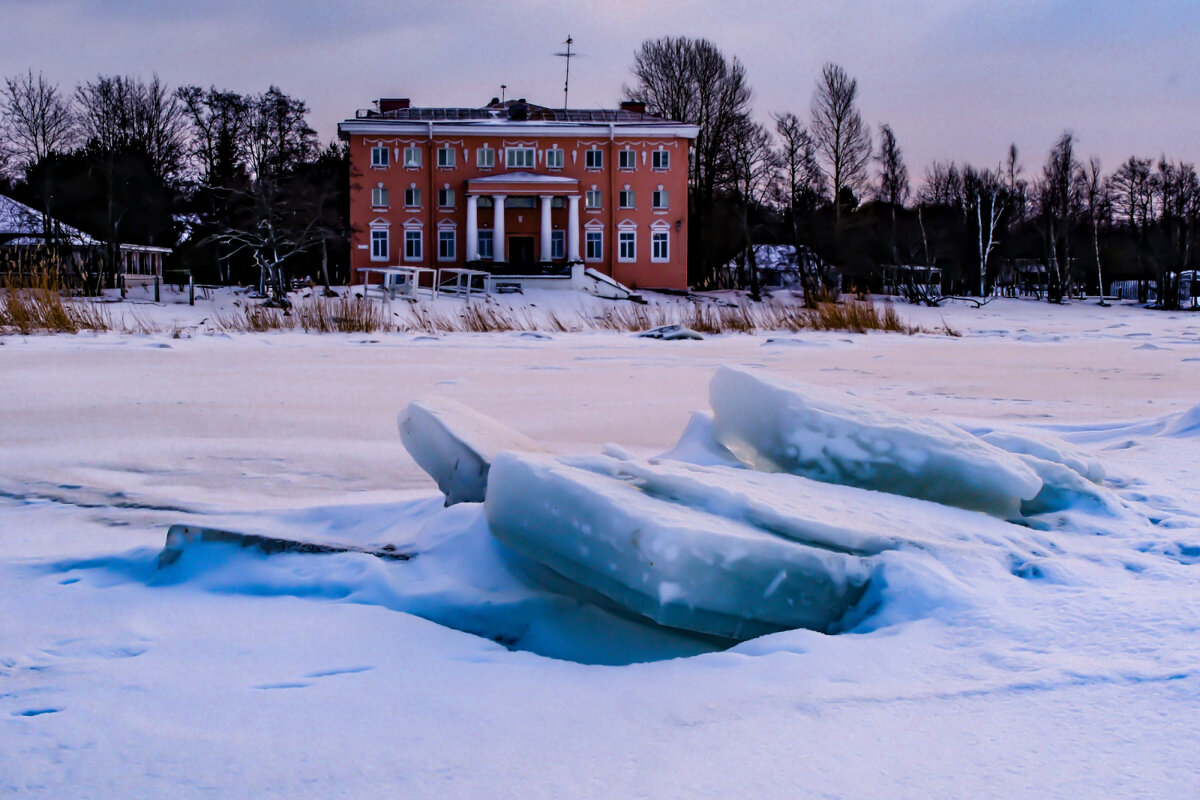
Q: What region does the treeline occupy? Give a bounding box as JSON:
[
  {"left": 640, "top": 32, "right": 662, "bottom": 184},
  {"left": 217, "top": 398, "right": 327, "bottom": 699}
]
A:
[
  {"left": 0, "top": 71, "right": 348, "bottom": 297},
  {"left": 624, "top": 37, "right": 1199, "bottom": 307}
]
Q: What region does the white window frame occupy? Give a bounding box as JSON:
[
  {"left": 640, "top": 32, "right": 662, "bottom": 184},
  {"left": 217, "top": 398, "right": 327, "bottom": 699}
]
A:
[
  {"left": 585, "top": 149, "right": 603, "bottom": 169},
  {"left": 437, "top": 146, "right": 456, "bottom": 168},
  {"left": 506, "top": 147, "right": 535, "bottom": 169},
  {"left": 371, "top": 185, "right": 389, "bottom": 208},
  {"left": 585, "top": 189, "right": 602, "bottom": 209},
  {"left": 618, "top": 229, "right": 636, "bottom": 262},
  {"left": 619, "top": 188, "right": 635, "bottom": 209},
  {"left": 371, "top": 146, "right": 389, "bottom": 168},
  {"left": 551, "top": 230, "right": 565, "bottom": 260},
  {"left": 652, "top": 150, "right": 670, "bottom": 170},
  {"left": 652, "top": 187, "right": 668, "bottom": 209},
  {"left": 477, "top": 229, "right": 493, "bottom": 260},
  {"left": 403, "top": 146, "right": 422, "bottom": 168},
  {"left": 438, "top": 187, "right": 455, "bottom": 208},
  {"left": 618, "top": 149, "right": 636, "bottom": 170},
  {"left": 477, "top": 147, "right": 495, "bottom": 168},
  {"left": 370, "top": 229, "right": 388, "bottom": 261},
  {"left": 404, "top": 186, "right": 421, "bottom": 207},
  {"left": 651, "top": 229, "right": 669, "bottom": 262},
  {"left": 585, "top": 230, "right": 603, "bottom": 262},
  {"left": 546, "top": 148, "right": 564, "bottom": 169},
  {"left": 404, "top": 229, "right": 422, "bottom": 261},
  {"left": 438, "top": 229, "right": 456, "bottom": 261}
]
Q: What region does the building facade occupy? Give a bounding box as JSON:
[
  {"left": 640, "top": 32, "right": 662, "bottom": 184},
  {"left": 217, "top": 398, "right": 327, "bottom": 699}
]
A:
[{"left": 338, "top": 98, "right": 698, "bottom": 290}]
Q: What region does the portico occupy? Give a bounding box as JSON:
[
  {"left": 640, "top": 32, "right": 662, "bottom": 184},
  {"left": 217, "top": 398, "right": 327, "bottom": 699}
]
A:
[{"left": 465, "top": 172, "right": 581, "bottom": 264}]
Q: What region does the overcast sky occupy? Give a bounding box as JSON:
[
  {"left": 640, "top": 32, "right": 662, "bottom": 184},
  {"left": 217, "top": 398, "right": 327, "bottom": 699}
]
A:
[{"left": 5, "top": 0, "right": 1199, "bottom": 182}]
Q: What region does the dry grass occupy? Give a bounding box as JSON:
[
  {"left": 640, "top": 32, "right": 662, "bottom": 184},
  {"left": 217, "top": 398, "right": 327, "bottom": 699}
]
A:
[
  {"left": 190, "top": 295, "right": 934, "bottom": 336},
  {"left": 2, "top": 280, "right": 940, "bottom": 338},
  {"left": 0, "top": 271, "right": 112, "bottom": 334}
]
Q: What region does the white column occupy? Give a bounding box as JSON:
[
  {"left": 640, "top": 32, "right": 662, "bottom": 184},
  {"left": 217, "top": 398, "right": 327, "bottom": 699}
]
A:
[
  {"left": 492, "top": 195, "right": 506, "bottom": 262},
  {"left": 539, "top": 195, "right": 553, "bottom": 262},
  {"left": 465, "top": 195, "right": 479, "bottom": 261},
  {"left": 567, "top": 194, "right": 581, "bottom": 262}
]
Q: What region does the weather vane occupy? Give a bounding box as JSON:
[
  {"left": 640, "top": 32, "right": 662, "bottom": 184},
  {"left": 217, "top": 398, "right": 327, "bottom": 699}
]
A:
[{"left": 554, "top": 35, "right": 579, "bottom": 110}]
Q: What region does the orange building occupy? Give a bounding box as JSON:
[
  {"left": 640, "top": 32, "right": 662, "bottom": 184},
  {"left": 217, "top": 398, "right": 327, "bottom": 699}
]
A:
[{"left": 338, "top": 98, "right": 698, "bottom": 291}]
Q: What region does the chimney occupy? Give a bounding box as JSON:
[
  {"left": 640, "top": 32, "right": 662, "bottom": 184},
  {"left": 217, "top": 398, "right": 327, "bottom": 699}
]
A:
[
  {"left": 378, "top": 98, "right": 410, "bottom": 113},
  {"left": 620, "top": 100, "right": 646, "bottom": 114}
]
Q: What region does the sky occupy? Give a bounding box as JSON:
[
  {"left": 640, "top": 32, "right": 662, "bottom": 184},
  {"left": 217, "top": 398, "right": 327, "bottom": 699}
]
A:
[{"left": 4, "top": 0, "right": 1199, "bottom": 183}]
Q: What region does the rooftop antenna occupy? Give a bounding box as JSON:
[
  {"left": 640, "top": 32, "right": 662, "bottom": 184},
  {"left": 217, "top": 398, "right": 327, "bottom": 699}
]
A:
[
  {"left": 500, "top": 84, "right": 507, "bottom": 103},
  {"left": 554, "top": 35, "right": 579, "bottom": 110}
]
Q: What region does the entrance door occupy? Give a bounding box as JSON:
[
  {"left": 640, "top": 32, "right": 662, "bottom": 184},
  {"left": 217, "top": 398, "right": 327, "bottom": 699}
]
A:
[{"left": 509, "top": 236, "right": 535, "bottom": 266}]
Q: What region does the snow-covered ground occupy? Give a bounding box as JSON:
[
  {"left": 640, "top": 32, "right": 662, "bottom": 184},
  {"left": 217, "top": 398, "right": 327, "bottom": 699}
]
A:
[{"left": 1, "top": 293, "right": 1198, "bottom": 798}]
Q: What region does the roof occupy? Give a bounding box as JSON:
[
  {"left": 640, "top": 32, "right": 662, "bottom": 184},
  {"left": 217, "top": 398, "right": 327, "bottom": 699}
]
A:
[
  {"left": 0, "top": 194, "right": 98, "bottom": 244},
  {"left": 340, "top": 99, "right": 699, "bottom": 139}
]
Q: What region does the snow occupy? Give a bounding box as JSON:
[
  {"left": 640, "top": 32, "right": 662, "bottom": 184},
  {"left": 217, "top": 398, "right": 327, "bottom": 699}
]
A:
[
  {"left": 398, "top": 397, "right": 544, "bottom": 505},
  {"left": 2, "top": 294, "right": 1200, "bottom": 797},
  {"left": 709, "top": 365, "right": 1043, "bottom": 517}
]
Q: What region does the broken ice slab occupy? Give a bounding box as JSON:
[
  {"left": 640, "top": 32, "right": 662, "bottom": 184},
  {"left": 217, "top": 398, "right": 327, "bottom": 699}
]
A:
[
  {"left": 398, "top": 397, "right": 545, "bottom": 505},
  {"left": 158, "top": 524, "right": 414, "bottom": 568},
  {"left": 571, "top": 455, "right": 1041, "bottom": 558},
  {"left": 978, "top": 429, "right": 1105, "bottom": 483},
  {"left": 637, "top": 324, "right": 705, "bottom": 340},
  {"left": 485, "top": 452, "right": 872, "bottom": 640},
  {"left": 709, "top": 366, "right": 1042, "bottom": 517}
]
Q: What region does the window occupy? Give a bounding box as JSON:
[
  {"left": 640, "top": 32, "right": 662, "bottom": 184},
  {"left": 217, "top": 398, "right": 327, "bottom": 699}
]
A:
[
  {"left": 371, "top": 186, "right": 389, "bottom": 208},
  {"left": 437, "top": 147, "right": 456, "bottom": 168},
  {"left": 478, "top": 230, "right": 493, "bottom": 259},
  {"left": 652, "top": 230, "right": 669, "bottom": 262},
  {"left": 405, "top": 187, "right": 421, "bottom": 207},
  {"left": 370, "top": 229, "right": 388, "bottom": 261},
  {"left": 618, "top": 230, "right": 636, "bottom": 262},
  {"left": 403, "top": 146, "right": 421, "bottom": 167},
  {"left": 477, "top": 147, "right": 495, "bottom": 168},
  {"left": 506, "top": 196, "right": 535, "bottom": 208},
  {"left": 371, "top": 146, "right": 389, "bottom": 168},
  {"left": 404, "top": 230, "right": 422, "bottom": 261},
  {"left": 619, "top": 149, "right": 636, "bottom": 170},
  {"left": 507, "top": 147, "right": 535, "bottom": 168},
  {"left": 652, "top": 150, "right": 670, "bottom": 170},
  {"left": 551, "top": 230, "right": 565, "bottom": 260},
  {"left": 546, "top": 148, "right": 564, "bottom": 169},
  {"left": 585, "top": 230, "right": 602, "bottom": 261},
  {"left": 585, "top": 189, "right": 602, "bottom": 209},
  {"left": 438, "top": 230, "right": 456, "bottom": 261},
  {"left": 438, "top": 188, "right": 455, "bottom": 207},
  {"left": 619, "top": 188, "right": 635, "bottom": 209},
  {"left": 585, "top": 149, "right": 603, "bottom": 169},
  {"left": 652, "top": 187, "right": 668, "bottom": 209}
]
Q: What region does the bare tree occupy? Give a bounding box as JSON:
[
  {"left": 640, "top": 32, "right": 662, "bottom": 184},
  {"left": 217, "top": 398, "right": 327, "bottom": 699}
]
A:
[
  {"left": 1107, "top": 156, "right": 1156, "bottom": 303},
  {"left": 875, "top": 123, "right": 909, "bottom": 266},
  {"left": 76, "top": 74, "right": 187, "bottom": 182},
  {"left": 1080, "top": 157, "right": 1110, "bottom": 303},
  {"left": 625, "top": 37, "right": 752, "bottom": 286},
  {"left": 1, "top": 71, "right": 77, "bottom": 174},
  {"left": 726, "top": 115, "right": 778, "bottom": 297},
  {"left": 1035, "top": 132, "right": 1083, "bottom": 303},
  {"left": 1154, "top": 158, "right": 1199, "bottom": 309},
  {"left": 918, "top": 161, "right": 962, "bottom": 207},
  {"left": 810, "top": 63, "right": 872, "bottom": 226},
  {"left": 0, "top": 71, "right": 78, "bottom": 247},
  {"left": 962, "top": 166, "right": 1005, "bottom": 296},
  {"left": 773, "top": 111, "right": 826, "bottom": 303}
]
